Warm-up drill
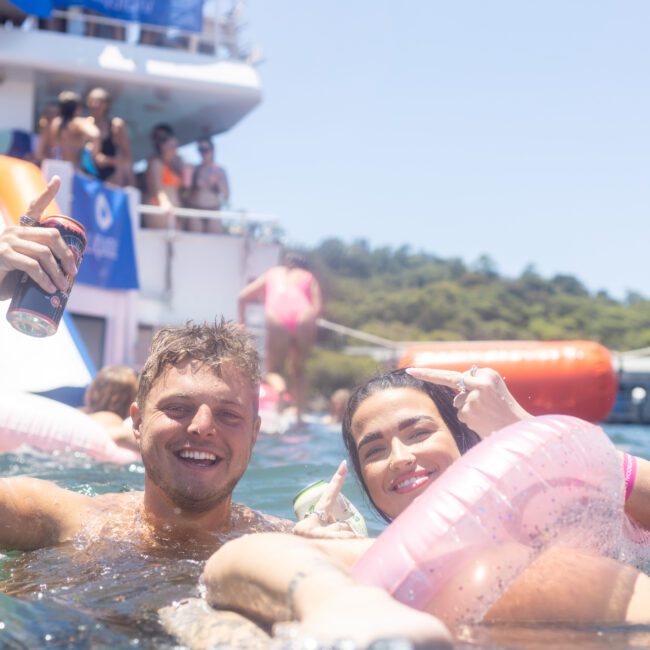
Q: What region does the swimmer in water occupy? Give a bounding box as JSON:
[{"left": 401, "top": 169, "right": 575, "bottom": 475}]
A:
[
  {"left": 202, "top": 367, "right": 650, "bottom": 647},
  {"left": 238, "top": 251, "right": 322, "bottom": 422},
  {"left": 81, "top": 364, "right": 140, "bottom": 452}
]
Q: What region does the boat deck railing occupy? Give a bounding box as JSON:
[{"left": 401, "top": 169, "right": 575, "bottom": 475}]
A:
[
  {"left": 1, "top": 0, "right": 249, "bottom": 60},
  {"left": 137, "top": 203, "right": 282, "bottom": 242}
]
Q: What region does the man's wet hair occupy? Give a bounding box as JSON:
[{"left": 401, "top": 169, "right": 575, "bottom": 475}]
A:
[{"left": 137, "top": 319, "right": 261, "bottom": 411}]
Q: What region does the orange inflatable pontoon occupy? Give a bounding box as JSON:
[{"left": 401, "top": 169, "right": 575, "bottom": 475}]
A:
[
  {"left": 0, "top": 155, "right": 60, "bottom": 225},
  {"left": 399, "top": 339, "right": 617, "bottom": 422}
]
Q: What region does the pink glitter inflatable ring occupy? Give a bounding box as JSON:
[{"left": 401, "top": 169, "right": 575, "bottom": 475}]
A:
[{"left": 351, "top": 415, "right": 625, "bottom": 623}]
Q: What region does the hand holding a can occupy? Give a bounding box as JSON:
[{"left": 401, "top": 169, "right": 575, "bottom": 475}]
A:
[{"left": 0, "top": 176, "right": 78, "bottom": 300}]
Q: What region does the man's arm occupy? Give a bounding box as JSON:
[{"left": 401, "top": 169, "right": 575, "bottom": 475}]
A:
[
  {"left": 0, "top": 476, "right": 92, "bottom": 551},
  {"left": 202, "top": 532, "right": 451, "bottom": 649}
]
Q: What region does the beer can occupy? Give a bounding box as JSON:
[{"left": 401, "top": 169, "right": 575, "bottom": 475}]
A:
[
  {"left": 293, "top": 479, "right": 368, "bottom": 537},
  {"left": 6, "top": 215, "right": 86, "bottom": 337}
]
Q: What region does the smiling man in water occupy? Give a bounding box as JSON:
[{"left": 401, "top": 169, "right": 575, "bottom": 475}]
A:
[
  {"left": 0, "top": 318, "right": 291, "bottom": 552},
  {"left": 133, "top": 320, "right": 291, "bottom": 540},
  {"left": 0, "top": 176, "right": 284, "bottom": 548}
]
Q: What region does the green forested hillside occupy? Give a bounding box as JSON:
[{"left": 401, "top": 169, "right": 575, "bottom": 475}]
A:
[{"left": 301, "top": 239, "right": 650, "bottom": 397}]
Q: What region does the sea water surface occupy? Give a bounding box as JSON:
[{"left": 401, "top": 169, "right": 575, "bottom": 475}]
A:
[{"left": 0, "top": 421, "right": 648, "bottom": 649}]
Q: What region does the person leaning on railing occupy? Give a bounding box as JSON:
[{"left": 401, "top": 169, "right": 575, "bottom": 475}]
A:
[
  {"left": 186, "top": 137, "right": 230, "bottom": 234},
  {"left": 144, "top": 126, "right": 194, "bottom": 230}
]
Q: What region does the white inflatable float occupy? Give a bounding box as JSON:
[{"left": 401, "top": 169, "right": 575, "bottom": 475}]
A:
[{"left": 0, "top": 391, "right": 140, "bottom": 464}]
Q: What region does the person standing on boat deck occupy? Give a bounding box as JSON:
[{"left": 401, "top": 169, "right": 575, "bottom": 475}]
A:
[
  {"left": 238, "top": 251, "right": 323, "bottom": 422},
  {"left": 144, "top": 128, "right": 193, "bottom": 230},
  {"left": 187, "top": 137, "right": 230, "bottom": 233},
  {"left": 85, "top": 87, "right": 135, "bottom": 187},
  {"left": 35, "top": 90, "right": 100, "bottom": 172}
]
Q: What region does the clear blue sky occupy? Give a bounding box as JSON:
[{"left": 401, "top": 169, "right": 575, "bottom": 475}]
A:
[{"left": 217, "top": 1, "right": 649, "bottom": 299}]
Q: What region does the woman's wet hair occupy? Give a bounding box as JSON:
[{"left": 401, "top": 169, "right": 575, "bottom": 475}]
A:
[{"left": 341, "top": 368, "right": 481, "bottom": 522}]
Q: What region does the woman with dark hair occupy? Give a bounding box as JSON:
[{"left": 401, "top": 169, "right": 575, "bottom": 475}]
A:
[
  {"left": 144, "top": 129, "right": 184, "bottom": 229},
  {"left": 200, "top": 367, "right": 650, "bottom": 648},
  {"left": 340, "top": 368, "right": 481, "bottom": 522}
]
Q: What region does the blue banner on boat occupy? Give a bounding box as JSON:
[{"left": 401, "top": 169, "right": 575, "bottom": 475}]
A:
[
  {"left": 8, "top": 0, "right": 53, "bottom": 18},
  {"left": 11, "top": 0, "right": 204, "bottom": 32},
  {"left": 72, "top": 173, "right": 140, "bottom": 290},
  {"left": 50, "top": 0, "right": 204, "bottom": 32}
]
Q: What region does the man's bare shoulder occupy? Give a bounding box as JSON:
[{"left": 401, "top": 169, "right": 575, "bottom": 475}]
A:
[{"left": 0, "top": 476, "right": 100, "bottom": 549}]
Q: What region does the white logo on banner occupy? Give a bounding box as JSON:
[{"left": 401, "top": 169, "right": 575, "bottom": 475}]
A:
[{"left": 95, "top": 193, "right": 113, "bottom": 232}]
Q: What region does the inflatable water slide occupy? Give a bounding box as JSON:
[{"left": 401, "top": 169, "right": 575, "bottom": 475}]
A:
[{"left": 0, "top": 155, "right": 95, "bottom": 399}]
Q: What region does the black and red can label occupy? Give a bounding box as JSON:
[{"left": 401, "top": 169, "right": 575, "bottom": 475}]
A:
[{"left": 6, "top": 215, "right": 87, "bottom": 337}]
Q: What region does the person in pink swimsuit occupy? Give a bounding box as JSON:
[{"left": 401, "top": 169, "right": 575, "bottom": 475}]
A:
[{"left": 238, "top": 252, "right": 322, "bottom": 420}]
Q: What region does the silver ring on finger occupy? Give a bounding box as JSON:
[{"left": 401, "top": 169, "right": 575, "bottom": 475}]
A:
[
  {"left": 19, "top": 215, "right": 39, "bottom": 227},
  {"left": 456, "top": 376, "right": 467, "bottom": 394},
  {"left": 470, "top": 364, "right": 479, "bottom": 377}
]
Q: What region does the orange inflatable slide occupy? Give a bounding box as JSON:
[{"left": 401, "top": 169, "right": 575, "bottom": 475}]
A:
[
  {"left": 399, "top": 339, "right": 618, "bottom": 422},
  {"left": 0, "top": 155, "right": 60, "bottom": 225}
]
